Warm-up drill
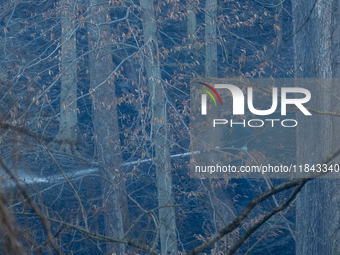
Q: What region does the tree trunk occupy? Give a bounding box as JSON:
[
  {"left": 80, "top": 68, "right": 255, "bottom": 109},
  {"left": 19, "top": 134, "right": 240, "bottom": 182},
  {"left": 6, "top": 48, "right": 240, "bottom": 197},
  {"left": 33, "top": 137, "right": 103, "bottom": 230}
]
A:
[
  {"left": 187, "top": 0, "right": 197, "bottom": 46},
  {"left": 203, "top": 0, "right": 237, "bottom": 252},
  {"left": 87, "top": 1, "right": 129, "bottom": 254},
  {"left": 140, "top": 0, "right": 178, "bottom": 254},
  {"left": 276, "top": 0, "right": 283, "bottom": 51},
  {"left": 55, "top": 0, "right": 78, "bottom": 153},
  {"left": 293, "top": 0, "right": 340, "bottom": 254},
  {"left": 205, "top": 0, "right": 217, "bottom": 78}
]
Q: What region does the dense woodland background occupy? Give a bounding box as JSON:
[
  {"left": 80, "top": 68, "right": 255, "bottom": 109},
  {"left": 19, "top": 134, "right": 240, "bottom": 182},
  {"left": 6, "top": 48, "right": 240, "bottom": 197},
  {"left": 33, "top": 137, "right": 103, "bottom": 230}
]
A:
[{"left": 0, "top": 0, "right": 339, "bottom": 254}]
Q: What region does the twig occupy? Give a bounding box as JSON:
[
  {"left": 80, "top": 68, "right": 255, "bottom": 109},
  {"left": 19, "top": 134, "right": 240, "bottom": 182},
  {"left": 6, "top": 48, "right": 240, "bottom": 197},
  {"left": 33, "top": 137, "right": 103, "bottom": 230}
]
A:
[
  {"left": 0, "top": 157, "right": 64, "bottom": 255},
  {"left": 185, "top": 144, "right": 340, "bottom": 255}
]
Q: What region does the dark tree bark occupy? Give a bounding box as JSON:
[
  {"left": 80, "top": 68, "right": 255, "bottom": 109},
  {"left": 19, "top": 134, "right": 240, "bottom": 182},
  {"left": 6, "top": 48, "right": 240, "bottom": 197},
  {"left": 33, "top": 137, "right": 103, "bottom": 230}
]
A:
[{"left": 293, "top": 0, "right": 340, "bottom": 254}]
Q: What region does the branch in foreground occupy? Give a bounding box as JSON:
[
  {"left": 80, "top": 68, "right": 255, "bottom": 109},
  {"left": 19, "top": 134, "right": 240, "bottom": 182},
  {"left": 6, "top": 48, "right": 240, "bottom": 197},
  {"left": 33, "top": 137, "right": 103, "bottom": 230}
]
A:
[
  {"left": 3, "top": 119, "right": 340, "bottom": 254},
  {"left": 44, "top": 216, "right": 158, "bottom": 255},
  {"left": 0, "top": 156, "right": 64, "bottom": 255},
  {"left": 185, "top": 144, "right": 340, "bottom": 255},
  {"left": 185, "top": 178, "right": 306, "bottom": 255},
  {"left": 227, "top": 182, "right": 304, "bottom": 255}
]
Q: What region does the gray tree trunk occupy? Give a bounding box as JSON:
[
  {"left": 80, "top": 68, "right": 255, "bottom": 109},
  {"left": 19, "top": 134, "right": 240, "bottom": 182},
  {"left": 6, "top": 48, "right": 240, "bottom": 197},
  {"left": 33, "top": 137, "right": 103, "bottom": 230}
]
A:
[
  {"left": 205, "top": 0, "right": 217, "bottom": 78},
  {"left": 140, "top": 0, "right": 178, "bottom": 254},
  {"left": 187, "top": 1, "right": 197, "bottom": 46},
  {"left": 203, "top": 0, "right": 237, "bottom": 252},
  {"left": 56, "top": 0, "right": 78, "bottom": 153},
  {"left": 276, "top": 0, "right": 283, "bottom": 51},
  {"left": 293, "top": 0, "right": 340, "bottom": 254},
  {"left": 87, "top": 1, "right": 129, "bottom": 254}
]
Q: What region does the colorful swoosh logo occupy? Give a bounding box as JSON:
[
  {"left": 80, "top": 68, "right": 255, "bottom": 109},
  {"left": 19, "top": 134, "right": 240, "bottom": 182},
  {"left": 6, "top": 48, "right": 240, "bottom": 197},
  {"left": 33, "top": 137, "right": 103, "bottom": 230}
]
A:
[{"left": 199, "top": 82, "right": 223, "bottom": 106}]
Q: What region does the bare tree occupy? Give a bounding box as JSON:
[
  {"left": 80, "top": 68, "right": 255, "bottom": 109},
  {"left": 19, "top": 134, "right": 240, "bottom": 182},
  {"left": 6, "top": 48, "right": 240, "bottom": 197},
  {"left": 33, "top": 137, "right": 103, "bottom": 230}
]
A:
[
  {"left": 87, "top": 1, "right": 129, "bottom": 254},
  {"left": 203, "top": 0, "right": 238, "bottom": 252},
  {"left": 140, "top": 0, "right": 178, "bottom": 253},
  {"left": 292, "top": 0, "right": 340, "bottom": 254},
  {"left": 2, "top": 0, "right": 334, "bottom": 254},
  {"left": 52, "top": 0, "right": 79, "bottom": 154},
  {"left": 205, "top": 0, "right": 217, "bottom": 78},
  {"left": 187, "top": 0, "right": 197, "bottom": 46}
]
